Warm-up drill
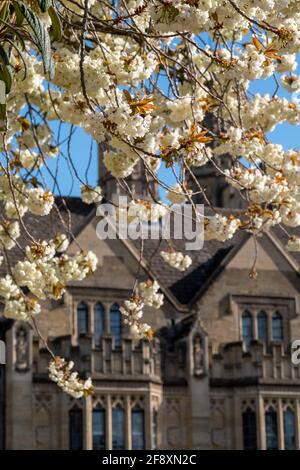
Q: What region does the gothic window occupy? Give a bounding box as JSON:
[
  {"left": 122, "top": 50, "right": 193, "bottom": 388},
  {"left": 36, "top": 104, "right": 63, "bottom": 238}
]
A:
[
  {"left": 284, "top": 408, "right": 296, "bottom": 450},
  {"left": 257, "top": 311, "right": 268, "bottom": 344},
  {"left": 265, "top": 408, "right": 278, "bottom": 450},
  {"left": 93, "top": 407, "right": 106, "bottom": 450},
  {"left": 77, "top": 302, "right": 88, "bottom": 335},
  {"left": 131, "top": 407, "right": 145, "bottom": 450},
  {"left": 94, "top": 303, "right": 105, "bottom": 345},
  {"left": 110, "top": 304, "right": 122, "bottom": 347},
  {"left": 242, "top": 408, "right": 257, "bottom": 450},
  {"left": 112, "top": 406, "right": 125, "bottom": 450},
  {"left": 272, "top": 312, "right": 283, "bottom": 341},
  {"left": 69, "top": 407, "right": 83, "bottom": 450},
  {"left": 242, "top": 311, "right": 253, "bottom": 350}
]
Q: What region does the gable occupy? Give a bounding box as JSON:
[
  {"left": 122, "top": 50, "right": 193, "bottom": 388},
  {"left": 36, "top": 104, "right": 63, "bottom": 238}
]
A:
[
  {"left": 227, "top": 233, "right": 299, "bottom": 275},
  {"left": 67, "top": 219, "right": 137, "bottom": 290}
]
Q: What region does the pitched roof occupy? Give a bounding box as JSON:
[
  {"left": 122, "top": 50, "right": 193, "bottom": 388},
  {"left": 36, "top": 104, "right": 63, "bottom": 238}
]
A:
[
  {"left": 1, "top": 197, "right": 299, "bottom": 306},
  {"left": 130, "top": 235, "right": 245, "bottom": 305},
  {"left": 0, "top": 196, "right": 94, "bottom": 275}
]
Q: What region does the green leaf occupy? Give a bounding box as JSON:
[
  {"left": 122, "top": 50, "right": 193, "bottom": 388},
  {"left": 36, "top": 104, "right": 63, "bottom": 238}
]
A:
[
  {"left": 48, "top": 6, "right": 62, "bottom": 41},
  {"left": 12, "top": 1, "right": 25, "bottom": 26},
  {"left": 38, "top": 0, "right": 52, "bottom": 13},
  {"left": 0, "top": 2, "right": 9, "bottom": 23},
  {"left": 0, "top": 77, "right": 7, "bottom": 132},
  {"left": 0, "top": 45, "right": 10, "bottom": 66},
  {"left": 0, "top": 103, "right": 7, "bottom": 132},
  {"left": 0, "top": 46, "right": 13, "bottom": 94},
  {"left": 18, "top": 3, "right": 54, "bottom": 78},
  {"left": 0, "top": 66, "right": 12, "bottom": 94}
]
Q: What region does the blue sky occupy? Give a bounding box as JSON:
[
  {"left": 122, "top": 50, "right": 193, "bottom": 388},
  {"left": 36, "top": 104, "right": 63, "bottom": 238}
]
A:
[{"left": 43, "top": 68, "right": 300, "bottom": 201}]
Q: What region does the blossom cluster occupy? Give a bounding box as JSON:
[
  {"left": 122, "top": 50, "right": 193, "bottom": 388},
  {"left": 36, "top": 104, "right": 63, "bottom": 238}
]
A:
[
  {"left": 0, "top": 239, "right": 98, "bottom": 321},
  {"left": 1, "top": 0, "right": 300, "bottom": 397},
  {"left": 120, "top": 297, "right": 153, "bottom": 341},
  {"left": 160, "top": 250, "right": 192, "bottom": 272},
  {"left": 119, "top": 280, "right": 164, "bottom": 340},
  {"left": 48, "top": 356, "right": 94, "bottom": 398},
  {"left": 138, "top": 280, "right": 164, "bottom": 309}
]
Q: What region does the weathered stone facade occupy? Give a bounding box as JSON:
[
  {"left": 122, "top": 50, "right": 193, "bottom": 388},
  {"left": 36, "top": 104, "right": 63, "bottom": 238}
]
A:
[{"left": 0, "top": 196, "right": 300, "bottom": 450}]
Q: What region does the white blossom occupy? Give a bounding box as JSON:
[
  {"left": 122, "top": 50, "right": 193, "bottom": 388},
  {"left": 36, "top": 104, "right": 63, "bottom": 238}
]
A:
[
  {"left": 160, "top": 250, "right": 192, "bottom": 271},
  {"left": 48, "top": 356, "right": 94, "bottom": 398},
  {"left": 287, "top": 236, "right": 300, "bottom": 252},
  {"left": 80, "top": 185, "right": 103, "bottom": 204},
  {"left": 27, "top": 188, "right": 54, "bottom": 216},
  {"left": 138, "top": 280, "right": 164, "bottom": 309}
]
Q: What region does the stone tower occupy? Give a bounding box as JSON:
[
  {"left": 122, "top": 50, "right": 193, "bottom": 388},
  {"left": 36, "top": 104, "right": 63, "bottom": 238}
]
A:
[
  {"left": 187, "top": 113, "right": 244, "bottom": 209},
  {"left": 98, "top": 143, "right": 158, "bottom": 202}
]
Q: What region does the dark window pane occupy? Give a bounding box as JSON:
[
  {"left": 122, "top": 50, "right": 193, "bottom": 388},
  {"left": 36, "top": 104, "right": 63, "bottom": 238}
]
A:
[
  {"left": 69, "top": 408, "right": 83, "bottom": 450},
  {"left": 265, "top": 409, "right": 278, "bottom": 450},
  {"left": 272, "top": 313, "right": 283, "bottom": 341},
  {"left": 77, "top": 302, "right": 88, "bottom": 335},
  {"left": 94, "top": 303, "right": 105, "bottom": 345},
  {"left": 112, "top": 408, "right": 125, "bottom": 450},
  {"left": 93, "top": 408, "right": 106, "bottom": 450},
  {"left": 242, "top": 409, "right": 257, "bottom": 450},
  {"left": 257, "top": 312, "right": 268, "bottom": 343},
  {"left": 132, "top": 409, "right": 145, "bottom": 450},
  {"left": 110, "top": 304, "right": 122, "bottom": 347},
  {"left": 284, "top": 409, "right": 296, "bottom": 450},
  {"left": 242, "top": 312, "right": 253, "bottom": 350}
]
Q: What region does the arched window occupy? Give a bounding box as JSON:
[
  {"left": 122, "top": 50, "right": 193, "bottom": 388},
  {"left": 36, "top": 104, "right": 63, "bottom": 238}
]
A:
[
  {"left": 69, "top": 406, "right": 83, "bottom": 450},
  {"left": 93, "top": 406, "right": 106, "bottom": 450},
  {"left": 110, "top": 304, "right": 122, "bottom": 347},
  {"left": 242, "top": 311, "right": 253, "bottom": 350},
  {"left": 112, "top": 406, "right": 125, "bottom": 450},
  {"left": 77, "top": 302, "right": 88, "bottom": 335},
  {"left": 94, "top": 303, "right": 105, "bottom": 345},
  {"left": 265, "top": 408, "right": 278, "bottom": 450},
  {"left": 272, "top": 312, "right": 283, "bottom": 341},
  {"left": 242, "top": 408, "right": 257, "bottom": 450},
  {"left": 132, "top": 407, "right": 145, "bottom": 450},
  {"left": 257, "top": 311, "right": 268, "bottom": 343},
  {"left": 284, "top": 408, "right": 296, "bottom": 450}
]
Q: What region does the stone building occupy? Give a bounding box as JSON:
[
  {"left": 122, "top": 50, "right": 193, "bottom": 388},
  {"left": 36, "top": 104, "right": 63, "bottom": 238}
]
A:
[{"left": 0, "top": 159, "right": 300, "bottom": 451}]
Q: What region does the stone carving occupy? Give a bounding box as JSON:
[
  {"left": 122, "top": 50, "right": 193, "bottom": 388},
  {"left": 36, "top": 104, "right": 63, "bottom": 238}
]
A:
[{"left": 15, "top": 325, "right": 30, "bottom": 372}]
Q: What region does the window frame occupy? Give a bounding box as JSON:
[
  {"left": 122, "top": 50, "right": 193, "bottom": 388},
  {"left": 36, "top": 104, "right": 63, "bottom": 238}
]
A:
[
  {"left": 272, "top": 311, "right": 284, "bottom": 342},
  {"left": 284, "top": 407, "right": 296, "bottom": 450},
  {"left": 94, "top": 302, "right": 105, "bottom": 346},
  {"left": 241, "top": 310, "right": 253, "bottom": 350},
  {"left": 110, "top": 303, "right": 122, "bottom": 348},
  {"left": 112, "top": 406, "right": 125, "bottom": 450},
  {"left": 265, "top": 407, "right": 278, "bottom": 450},
  {"left": 69, "top": 407, "right": 83, "bottom": 450},
  {"left": 92, "top": 406, "right": 106, "bottom": 450},
  {"left": 77, "top": 302, "right": 89, "bottom": 336},
  {"left": 131, "top": 407, "right": 145, "bottom": 450},
  {"left": 257, "top": 310, "right": 268, "bottom": 344},
  {"left": 242, "top": 408, "right": 257, "bottom": 450}
]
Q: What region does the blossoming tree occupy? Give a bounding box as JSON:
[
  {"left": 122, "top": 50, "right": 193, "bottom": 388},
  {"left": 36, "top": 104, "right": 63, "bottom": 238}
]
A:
[{"left": 0, "top": 0, "right": 300, "bottom": 396}]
